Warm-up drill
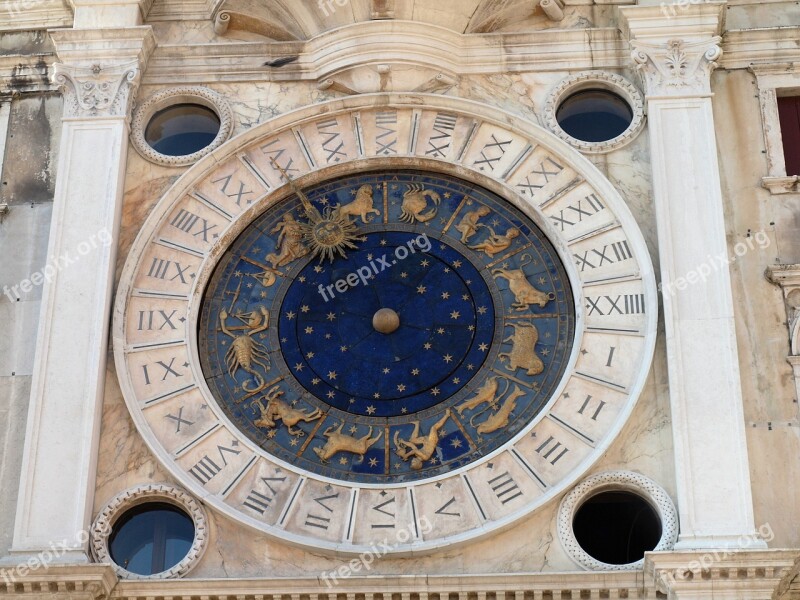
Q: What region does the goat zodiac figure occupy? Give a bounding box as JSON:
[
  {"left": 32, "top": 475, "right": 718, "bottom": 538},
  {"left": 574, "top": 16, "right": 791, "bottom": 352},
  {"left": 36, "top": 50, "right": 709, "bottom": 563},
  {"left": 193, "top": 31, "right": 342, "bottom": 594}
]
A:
[
  {"left": 220, "top": 306, "right": 271, "bottom": 393},
  {"left": 252, "top": 385, "right": 322, "bottom": 436},
  {"left": 313, "top": 424, "right": 383, "bottom": 463},
  {"left": 394, "top": 410, "right": 451, "bottom": 470}
]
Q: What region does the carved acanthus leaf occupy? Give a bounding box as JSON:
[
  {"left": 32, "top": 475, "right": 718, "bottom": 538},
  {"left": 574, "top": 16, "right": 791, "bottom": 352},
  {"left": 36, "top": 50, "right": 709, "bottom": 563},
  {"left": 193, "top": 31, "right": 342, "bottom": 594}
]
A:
[
  {"left": 631, "top": 37, "right": 722, "bottom": 96},
  {"left": 53, "top": 60, "right": 141, "bottom": 119}
]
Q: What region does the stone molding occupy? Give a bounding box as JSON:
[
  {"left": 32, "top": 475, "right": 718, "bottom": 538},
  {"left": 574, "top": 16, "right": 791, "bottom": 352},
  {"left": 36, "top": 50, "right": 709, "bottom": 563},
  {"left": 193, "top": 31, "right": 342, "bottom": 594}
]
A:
[
  {"left": 0, "top": 553, "right": 799, "bottom": 600},
  {"left": 630, "top": 37, "right": 722, "bottom": 97},
  {"left": 557, "top": 470, "right": 679, "bottom": 571},
  {"left": 543, "top": 70, "right": 645, "bottom": 153},
  {"left": 90, "top": 483, "right": 208, "bottom": 580},
  {"left": 766, "top": 264, "right": 800, "bottom": 409},
  {"left": 130, "top": 85, "right": 233, "bottom": 166}
]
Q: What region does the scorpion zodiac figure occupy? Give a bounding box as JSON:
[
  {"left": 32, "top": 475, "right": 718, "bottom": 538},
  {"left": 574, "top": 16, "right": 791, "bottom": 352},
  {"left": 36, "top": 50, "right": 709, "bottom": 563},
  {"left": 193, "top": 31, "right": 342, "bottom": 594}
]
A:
[
  {"left": 400, "top": 184, "right": 441, "bottom": 223},
  {"left": 394, "top": 410, "right": 451, "bottom": 470},
  {"left": 220, "top": 306, "right": 271, "bottom": 393}
]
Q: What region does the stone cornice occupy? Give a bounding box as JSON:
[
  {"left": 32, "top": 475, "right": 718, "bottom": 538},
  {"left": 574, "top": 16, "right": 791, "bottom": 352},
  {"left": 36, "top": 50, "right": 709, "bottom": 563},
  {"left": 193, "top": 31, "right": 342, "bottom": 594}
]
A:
[
  {"left": 0, "top": 54, "right": 58, "bottom": 96},
  {"left": 0, "top": 0, "right": 72, "bottom": 32},
  {"left": 619, "top": 3, "right": 725, "bottom": 44}
]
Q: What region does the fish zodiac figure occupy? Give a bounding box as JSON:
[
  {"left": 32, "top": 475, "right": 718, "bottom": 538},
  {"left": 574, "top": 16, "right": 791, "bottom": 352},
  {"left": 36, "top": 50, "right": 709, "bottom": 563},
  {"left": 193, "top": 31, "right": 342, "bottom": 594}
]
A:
[
  {"left": 457, "top": 376, "right": 507, "bottom": 416},
  {"left": 313, "top": 423, "right": 383, "bottom": 463},
  {"left": 455, "top": 205, "right": 491, "bottom": 243},
  {"left": 475, "top": 385, "right": 526, "bottom": 435},
  {"left": 220, "top": 306, "right": 271, "bottom": 393},
  {"left": 400, "top": 184, "right": 441, "bottom": 223},
  {"left": 252, "top": 385, "right": 322, "bottom": 436},
  {"left": 394, "top": 410, "right": 451, "bottom": 470},
  {"left": 498, "top": 321, "right": 544, "bottom": 376},
  {"left": 492, "top": 254, "right": 555, "bottom": 312},
  {"left": 335, "top": 184, "right": 381, "bottom": 224},
  {"left": 470, "top": 225, "right": 520, "bottom": 258}
]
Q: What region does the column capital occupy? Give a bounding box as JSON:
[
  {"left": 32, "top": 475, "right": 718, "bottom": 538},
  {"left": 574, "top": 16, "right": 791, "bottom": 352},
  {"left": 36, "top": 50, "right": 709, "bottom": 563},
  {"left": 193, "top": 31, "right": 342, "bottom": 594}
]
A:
[
  {"left": 49, "top": 26, "right": 155, "bottom": 119},
  {"left": 619, "top": 3, "right": 725, "bottom": 97}
]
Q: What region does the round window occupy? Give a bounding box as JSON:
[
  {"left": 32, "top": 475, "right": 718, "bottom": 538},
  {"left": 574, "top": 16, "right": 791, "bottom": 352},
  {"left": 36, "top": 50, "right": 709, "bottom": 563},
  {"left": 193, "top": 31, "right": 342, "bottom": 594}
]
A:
[
  {"left": 108, "top": 502, "right": 196, "bottom": 577},
  {"left": 572, "top": 491, "right": 662, "bottom": 565},
  {"left": 555, "top": 90, "right": 634, "bottom": 143},
  {"left": 144, "top": 104, "right": 222, "bottom": 157}
]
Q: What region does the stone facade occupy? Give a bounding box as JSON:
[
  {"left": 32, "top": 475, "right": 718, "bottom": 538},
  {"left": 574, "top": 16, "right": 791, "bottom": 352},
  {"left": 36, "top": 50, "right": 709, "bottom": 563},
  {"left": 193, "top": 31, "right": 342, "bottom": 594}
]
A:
[{"left": 0, "top": 1, "right": 798, "bottom": 599}]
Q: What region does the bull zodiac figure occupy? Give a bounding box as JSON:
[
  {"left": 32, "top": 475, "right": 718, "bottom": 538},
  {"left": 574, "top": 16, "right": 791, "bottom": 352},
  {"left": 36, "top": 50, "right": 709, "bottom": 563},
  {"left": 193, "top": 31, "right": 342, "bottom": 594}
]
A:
[
  {"left": 335, "top": 184, "right": 381, "bottom": 224},
  {"left": 220, "top": 306, "right": 271, "bottom": 393},
  {"left": 498, "top": 321, "right": 544, "bottom": 376},
  {"left": 252, "top": 385, "right": 322, "bottom": 436},
  {"left": 313, "top": 423, "right": 382, "bottom": 463},
  {"left": 265, "top": 213, "right": 309, "bottom": 268},
  {"left": 469, "top": 225, "right": 520, "bottom": 258},
  {"left": 400, "top": 184, "right": 441, "bottom": 223},
  {"left": 492, "top": 254, "right": 555, "bottom": 312},
  {"left": 393, "top": 410, "right": 451, "bottom": 470}
]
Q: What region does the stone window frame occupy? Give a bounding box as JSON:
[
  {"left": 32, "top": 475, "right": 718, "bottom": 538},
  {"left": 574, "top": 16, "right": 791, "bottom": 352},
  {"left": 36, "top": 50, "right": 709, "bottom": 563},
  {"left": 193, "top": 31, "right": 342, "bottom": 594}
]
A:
[
  {"left": 750, "top": 64, "right": 800, "bottom": 195},
  {"left": 90, "top": 483, "right": 209, "bottom": 580},
  {"left": 557, "top": 470, "right": 679, "bottom": 571},
  {"left": 767, "top": 264, "right": 800, "bottom": 407},
  {"left": 543, "top": 71, "right": 646, "bottom": 154},
  {"left": 130, "top": 86, "right": 234, "bottom": 167}
]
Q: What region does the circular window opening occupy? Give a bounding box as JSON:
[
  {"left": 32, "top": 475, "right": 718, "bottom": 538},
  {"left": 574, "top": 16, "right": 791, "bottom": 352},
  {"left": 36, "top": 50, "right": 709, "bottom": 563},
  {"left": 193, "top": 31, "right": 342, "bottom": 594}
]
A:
[
  {"left": 144, "top": 104, "right": 221, "bottom": 157},
  {"left": 556, "top": 90, "right": 633, "bottom": 143},
  {"left": 109, "top": 502, "right": 195, "bottom": 577},
  {"left": 572, "top": 491, "right": 662, "bottom": 565}
]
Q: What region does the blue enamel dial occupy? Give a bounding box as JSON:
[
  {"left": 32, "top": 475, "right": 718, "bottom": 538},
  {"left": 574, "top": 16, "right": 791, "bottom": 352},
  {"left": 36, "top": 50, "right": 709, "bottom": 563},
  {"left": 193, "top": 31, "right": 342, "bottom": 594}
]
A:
[{"left": 199, "top": 171, "right": 575, "bottom": 484}]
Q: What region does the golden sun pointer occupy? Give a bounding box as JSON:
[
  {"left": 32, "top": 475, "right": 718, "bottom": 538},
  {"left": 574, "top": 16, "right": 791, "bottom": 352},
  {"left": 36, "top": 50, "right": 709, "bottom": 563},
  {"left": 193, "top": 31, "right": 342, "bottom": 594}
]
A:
[{"left": 270, "top": 158, "right": 361, "bottom": 262}]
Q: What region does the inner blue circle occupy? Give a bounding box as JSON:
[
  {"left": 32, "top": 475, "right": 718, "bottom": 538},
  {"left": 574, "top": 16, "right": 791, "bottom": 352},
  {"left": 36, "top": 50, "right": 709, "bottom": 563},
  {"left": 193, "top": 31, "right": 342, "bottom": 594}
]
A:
[{"left": 278, "top": 231, "right": 494, "bottom": 417}]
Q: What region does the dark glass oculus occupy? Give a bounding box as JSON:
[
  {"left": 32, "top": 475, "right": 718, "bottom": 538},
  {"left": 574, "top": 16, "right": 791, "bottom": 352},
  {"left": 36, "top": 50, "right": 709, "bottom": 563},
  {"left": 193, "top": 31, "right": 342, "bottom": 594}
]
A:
[
  {"left": 556, "top": 90, "right": 633, "bottom": 143},
  {"left": 144, "top": 103, "right": 221, "bottom": 157}
]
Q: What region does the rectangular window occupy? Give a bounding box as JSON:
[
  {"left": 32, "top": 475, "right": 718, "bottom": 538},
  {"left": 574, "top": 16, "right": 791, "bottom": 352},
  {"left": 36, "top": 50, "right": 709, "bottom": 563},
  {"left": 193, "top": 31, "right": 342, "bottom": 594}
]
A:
[{"left": 778, "top": 96, "right": 800, "bottom": 176}]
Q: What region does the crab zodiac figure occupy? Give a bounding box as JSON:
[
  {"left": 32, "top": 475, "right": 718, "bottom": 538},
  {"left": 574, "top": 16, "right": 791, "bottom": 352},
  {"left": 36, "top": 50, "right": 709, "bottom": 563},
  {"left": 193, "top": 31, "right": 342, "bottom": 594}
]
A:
[
  {"left": 393, "top": 410, "right": 451, "bottom": 470},
  {"left": 470, "top": 225, "right": 520, "bottom": 258},
  {"left": 400, "top": 184, "right": 441, "bottom": 223},
  {"left": 220, "top": 306, "right": 271, "bottom": 393}
]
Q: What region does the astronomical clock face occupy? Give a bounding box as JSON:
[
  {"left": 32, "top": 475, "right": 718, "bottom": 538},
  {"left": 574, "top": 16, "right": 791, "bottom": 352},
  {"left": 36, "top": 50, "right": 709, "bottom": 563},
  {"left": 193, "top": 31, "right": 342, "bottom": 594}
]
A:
[{"left": 115, "top": 96, "right": 657, "bottom": 553}]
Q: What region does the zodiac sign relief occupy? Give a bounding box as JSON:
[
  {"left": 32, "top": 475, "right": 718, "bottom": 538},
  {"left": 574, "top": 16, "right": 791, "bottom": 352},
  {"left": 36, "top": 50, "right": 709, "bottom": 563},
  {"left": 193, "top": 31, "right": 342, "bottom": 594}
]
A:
[
  {"left": 400, "top": 184, "right": 441, "bottom": 223},
  {"left": 469, "top": 225, "right": 520, "bottom": 258},
  {"left": 457, "top": 377, "right": 525, "bottom": 435},
  {"left": 393, "top": 410, "right": 450, "bottom": 470},
  {"left": 266, "top": 213, "right": 309, "bottom": 269},
  {"left": 455, "top": 205, "right": 490, "bottom": 243},
  {"left": 220, "top": 306, "right": 271, "bottom": 392},
  {"left": 335, "top": 185, "right": 381, "bottom": 224},
  {"left": 252, "top": 385, "right": 322, "bottom": 436},
  {"left": 313, "top": 423, "right": 383, "bottom": 463},
  {"left": 498, "top": 321, "right": 544, "bottom": 376},
  {"left": 492, "top": 254, "right": 555, "bottom": 312},
  {"left": 475, "top": 385, "right": 525, "bottom": 435}
]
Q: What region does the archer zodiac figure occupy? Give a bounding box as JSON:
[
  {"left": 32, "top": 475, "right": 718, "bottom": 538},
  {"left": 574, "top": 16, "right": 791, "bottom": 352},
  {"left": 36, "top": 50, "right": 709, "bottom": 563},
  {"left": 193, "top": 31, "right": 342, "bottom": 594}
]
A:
[
  {"left": 252, "top": 385, "right": 323, "bottom": 436},
  {"left": 492, "top": 254, "right": 555, "bottom": 311},
  {"left": 394, "top": 410, "right": 451, "bottom": 470},
  {"left": 335, "top": 184, "right": 381, "bottom": 224},
  {"left": 265, "top": 212, "right": 309, "bottom": 268},
  {"left": 470, "top": 226, "right": 520, "bottom": 258},
  {"left": 220, "top": 306, "right": 271, "bottom": 393},
  {"left": 455, "top": 205, "right": 491, "bottom": 243}
]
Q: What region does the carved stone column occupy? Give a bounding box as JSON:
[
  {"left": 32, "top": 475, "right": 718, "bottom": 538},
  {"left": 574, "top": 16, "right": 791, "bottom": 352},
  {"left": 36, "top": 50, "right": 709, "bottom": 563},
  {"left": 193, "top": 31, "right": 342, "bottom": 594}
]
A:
[
  {"left": 7, "top": 27, "right": 154, "bottom": 563},
  {"left": 620, "top": 4, "right": 765, "bottom": 550}
]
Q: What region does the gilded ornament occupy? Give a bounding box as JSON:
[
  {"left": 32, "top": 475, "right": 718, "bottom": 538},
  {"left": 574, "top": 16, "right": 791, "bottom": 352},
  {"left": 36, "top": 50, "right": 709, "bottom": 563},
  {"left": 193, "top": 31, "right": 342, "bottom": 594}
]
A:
[
  {"left": 492, "top": 255, "right": 555, "bottom": 311},
  {"left": 498, "top": 321, "right": 544, "bottom": 376},
  {"left": 399, "top": 184, "right": 441, "bottom": 223},
  {"left": 220, "top": 305, "right": 271, "bottom": 393},
  {"left": 252, "top": 385, "right": 323, "bottom": 435},
  {"left": 394, "top": 410, "right": 451, "bottom": 470}
]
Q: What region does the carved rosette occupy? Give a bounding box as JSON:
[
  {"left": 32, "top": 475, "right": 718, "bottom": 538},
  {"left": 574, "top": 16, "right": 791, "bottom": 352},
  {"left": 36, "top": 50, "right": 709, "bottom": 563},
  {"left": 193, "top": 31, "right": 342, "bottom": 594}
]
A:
[
  {"left": 630, "top": 37, "right": 722, "bottom": 96},
  {"left": 53, "top": 60, "right": 141, "bottom": 119}
]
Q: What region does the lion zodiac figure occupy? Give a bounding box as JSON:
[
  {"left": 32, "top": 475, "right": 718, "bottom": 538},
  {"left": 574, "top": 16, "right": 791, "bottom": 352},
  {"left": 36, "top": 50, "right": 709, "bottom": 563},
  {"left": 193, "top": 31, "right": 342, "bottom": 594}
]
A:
[
  {"left": 335, "top": 184, "right": 381, "bottom": 224},
  {"left": 400, "top": 184, "right": 441, "bottom": 223}
]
